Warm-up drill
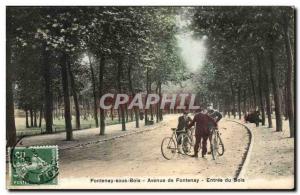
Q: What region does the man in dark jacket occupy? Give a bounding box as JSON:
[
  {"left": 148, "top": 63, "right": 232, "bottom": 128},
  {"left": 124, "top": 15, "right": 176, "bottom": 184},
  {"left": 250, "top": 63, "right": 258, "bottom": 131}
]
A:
[
  {"left": 188, "top": 110, "right": 217, "bottom": 158},
  {"left": 176, "top": 111, "right": 192, "bottom": 144},
  {"left": 177, "top": 111, "right": 192, "bottom": 131}
]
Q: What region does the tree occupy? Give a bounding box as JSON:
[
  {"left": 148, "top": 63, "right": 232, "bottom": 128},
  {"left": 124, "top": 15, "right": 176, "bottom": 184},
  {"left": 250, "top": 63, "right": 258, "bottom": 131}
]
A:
[
  {"left": 87, "top": 53, "right": 99, "bottom": 127},
  {"left": 281, "top": 8, "right": 295, "bottom": 137},
  {"left": 6, "top": 29, "right": 17, "bottom": 147},
  {"left": 191, "top": 6, "right": 294, "bottom": 134}
]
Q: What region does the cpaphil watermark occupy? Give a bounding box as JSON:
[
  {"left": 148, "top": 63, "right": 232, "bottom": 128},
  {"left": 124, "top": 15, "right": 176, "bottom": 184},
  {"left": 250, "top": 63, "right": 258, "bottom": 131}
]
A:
[{"left": 99, "top": 93, "right": 200, "bottom": 110}]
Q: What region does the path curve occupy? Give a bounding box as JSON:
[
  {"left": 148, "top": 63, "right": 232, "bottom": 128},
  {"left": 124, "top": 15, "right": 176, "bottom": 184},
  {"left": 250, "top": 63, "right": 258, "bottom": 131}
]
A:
[{"left": 226, "top": 119, "right": 254, "bottom": 179}]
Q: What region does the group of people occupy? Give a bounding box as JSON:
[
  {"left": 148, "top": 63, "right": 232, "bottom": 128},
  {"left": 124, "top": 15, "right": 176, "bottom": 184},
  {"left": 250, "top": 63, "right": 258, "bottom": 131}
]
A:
[{"left": 176, "top": 108, "right": 222, "bottom": 158}]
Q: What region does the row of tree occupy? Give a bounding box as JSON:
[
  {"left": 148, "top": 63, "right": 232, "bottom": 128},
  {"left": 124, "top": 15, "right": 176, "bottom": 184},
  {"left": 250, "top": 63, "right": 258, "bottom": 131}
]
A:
[
  {"left": 190, "top": 7, "right": 295, "bottom": 137},
  {"left": 6, "top": 7, "right": 188, "bottom": 146}
]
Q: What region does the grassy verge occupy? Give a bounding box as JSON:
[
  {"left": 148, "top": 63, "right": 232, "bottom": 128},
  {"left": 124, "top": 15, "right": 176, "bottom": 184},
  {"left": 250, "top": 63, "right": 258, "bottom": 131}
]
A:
[{"left": 15, "top": 116, "right": 134, "bottom": 137}]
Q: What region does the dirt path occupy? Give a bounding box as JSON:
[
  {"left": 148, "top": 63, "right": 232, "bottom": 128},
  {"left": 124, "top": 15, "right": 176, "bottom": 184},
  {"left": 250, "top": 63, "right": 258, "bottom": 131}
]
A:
[
  {"left": 58, "top": 116, "right": 249, "bottom": 179},
  {"left": 7, "top": 115, "right": 294, "bottom": 189},
  {"left": 8, "top": 114, "right": 251, "bottom": 189},
  {"left": 242, "top": 119, "right": 294, "bottom": 189}
]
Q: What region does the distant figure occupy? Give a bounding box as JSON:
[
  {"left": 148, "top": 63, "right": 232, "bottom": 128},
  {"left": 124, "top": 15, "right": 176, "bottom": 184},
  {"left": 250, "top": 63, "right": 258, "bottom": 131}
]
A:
[
  {"left": 188, "top": 109, "right": 217, "bottom": 158},
  {"left": 245, "top": 111, "right": 261, "bottom": 127}
]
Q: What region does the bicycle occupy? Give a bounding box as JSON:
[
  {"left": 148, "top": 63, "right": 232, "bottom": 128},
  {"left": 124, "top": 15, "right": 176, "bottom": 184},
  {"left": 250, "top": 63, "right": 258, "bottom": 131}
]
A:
[
  {"left": 161, "top": 128, "right": 193, "bottom": 160},
  {"left": 186, "top": 127, "right": 195, "bottom": 146},
  {"left": 210, "top": 127, "right": 225, "bottom": 160}
]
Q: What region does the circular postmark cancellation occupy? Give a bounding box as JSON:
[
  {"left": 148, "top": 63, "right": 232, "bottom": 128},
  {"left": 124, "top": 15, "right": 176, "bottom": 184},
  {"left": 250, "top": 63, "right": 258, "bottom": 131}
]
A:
[{"left": 9, "top": 138, "right": 59, "bottom": 186}]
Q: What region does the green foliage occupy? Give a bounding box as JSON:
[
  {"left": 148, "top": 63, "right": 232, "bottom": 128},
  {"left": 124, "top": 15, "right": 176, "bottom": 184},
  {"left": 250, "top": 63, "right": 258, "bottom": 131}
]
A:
[
  {"left": 7, "top": 6, "right": 186, "bottom": 123},
  {"left": 190, "top": 6, "right": 294, "bottom": 107}
]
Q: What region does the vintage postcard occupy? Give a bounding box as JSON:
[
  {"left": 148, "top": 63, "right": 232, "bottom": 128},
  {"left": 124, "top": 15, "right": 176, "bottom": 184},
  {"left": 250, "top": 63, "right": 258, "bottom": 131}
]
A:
[{"left": 5, "top": 6, "right": 295, "bottom": 190}]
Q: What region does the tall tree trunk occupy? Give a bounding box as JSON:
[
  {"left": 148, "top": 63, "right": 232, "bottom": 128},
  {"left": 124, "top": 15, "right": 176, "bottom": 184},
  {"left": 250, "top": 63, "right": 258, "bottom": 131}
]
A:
[
  {"left": 282, "top": 12, "right": 295, "bottom": 137},
  {"left": 149, "top": 79, "right": 153, "bottom": 121},
  {"left": 268, "top": 37, "right": 283, "bottom": 131},
  {"left": 53, "top": 101, "right": 56, "bottom": 120},
  {"left": 57, "top": 94, "right": 61, "bottom": 120},
  {"left": 150, "top": 106, "right": 154, "bottom": 121},
  {"left": 247, "top": 86, "right": 252, "bottom": 111},
  {"left": 99, "top": 56, "right": 105, "bottom": 135},
  {"left": 230, "top": 82, "right": 236, "bottom": 118},
  {"left": 61, "top": 52, "right": 73, "bottom": 140},
  {"left": 55, "top": 99, "right": 59, "bottom": 119},
  {"left": 158, "top": 81, "right": 163, "bottom": 121},
  {"left": 243, "top": 89, "right": 247, "bottom": 116},
  {"left": 248, "top": 57, "right": 257, "bottom": 109},
  {"left": 237, "top": 86, "right": 241, "bottom": 120},
  {"left": 280, "top": 88, "right": 287, "bottom": 120},
  {"left": 256, "top": 52, "right": 266, "bottom": 125},
  {"left": 227, "top": 97, "right": 231, "bottom": 118},
  {"left": 284, "top": 86, "right": 289, "bottom": 120},
  {"left": 30, "top": 109, "right": 34, "bottom": 127},
  {"left": 127, "top": 60, "right": 139, "bottom": 128},
  {"left": 39, "top": 105, "right": 43, "bottom": 128},
  {"left": 111, "top": 107, "right": 114, "bottom": 121},
  {"left": 34, "top": 111, "right": 37, "bottom": 127},
  {"left": 125, "top": 104, "right": 129, "bottom": 122},
  {"left": 130, "top": 110, "right": 133, "bottom": 121},
  {"left": 67, "top": 58, "right": 80, "bottom": 130},
  {"left": 118, "top": 108, "right": 121, "bottom": 123},
  {"left": 145, "top": 68, "right": 149, "bottom": 125},
  {"left": 262, "top": 52, "right": 273, "bottom": 128},
  {"left": 6, "top": 64, "right": 16, "bottom": 146},
  {"left": 6, "top": 15, "right": 16, "bottom": 147},
  {"left": 117, "top": 57, "right": 126, "bottom": 131},
  {"left": 25, "top": 109, "right": 29, "bottom": 128},
  {"left": 42, "top": 43, "right": 53, "bottom": 133},
  {"left": 133, "top": 96, "right": 140, "bottom": 127},
  {"left": 156, "top": 103, "right": 159, "bottom": 123},
  {"left": 87, "top": 54, "right": 99, "bottom": 128},
  {"left": 156, "top": 84, "right": 159, "bottom": 123}
]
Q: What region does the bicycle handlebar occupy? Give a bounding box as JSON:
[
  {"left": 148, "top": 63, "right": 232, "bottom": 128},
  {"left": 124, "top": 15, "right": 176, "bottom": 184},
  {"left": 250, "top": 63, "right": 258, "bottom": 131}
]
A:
[{"left": 171, "top": 128, "right": 186, "bottom": 133}]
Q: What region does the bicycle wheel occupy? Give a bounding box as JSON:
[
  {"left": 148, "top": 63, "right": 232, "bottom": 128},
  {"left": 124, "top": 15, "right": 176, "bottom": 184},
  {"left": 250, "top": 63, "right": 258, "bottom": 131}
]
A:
[
  {"left": 189, "top": 131, "right": 196, "bottom": 146},
  {"left": 178, "top": 134, "right": 192, "bottom": 155},
  {"left": 161, "top": 137, "right": 177, "bottom": 160},
  {"left": 217, "top": 134, "right": 225, "bottom": 156},
  {"left": 211, "top": 132, "right": 218, "bottom": 160}
]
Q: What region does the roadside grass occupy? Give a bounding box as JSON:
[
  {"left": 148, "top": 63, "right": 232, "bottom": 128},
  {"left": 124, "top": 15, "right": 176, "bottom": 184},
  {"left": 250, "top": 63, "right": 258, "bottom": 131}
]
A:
[{"left": 15, "top": 116, "right": 133, "bottom": 136}]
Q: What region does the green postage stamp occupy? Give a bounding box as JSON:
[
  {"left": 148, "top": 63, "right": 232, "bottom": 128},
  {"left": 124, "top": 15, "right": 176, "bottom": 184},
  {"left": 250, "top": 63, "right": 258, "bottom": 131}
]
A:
[{"left": 10, "top": 145, "right": 59, "bottom": 186}]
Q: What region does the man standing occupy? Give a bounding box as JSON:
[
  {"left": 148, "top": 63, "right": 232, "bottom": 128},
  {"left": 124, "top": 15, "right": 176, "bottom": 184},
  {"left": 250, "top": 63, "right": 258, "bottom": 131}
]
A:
[
  {"left": 177, "top": 111, "right": 191, "bottom": 131},
  {"left": 176, "top": 111, "right": 192, "bottom": 145},
  {"left": 188, "top": 109, "right": 217, "bottom": 158}
]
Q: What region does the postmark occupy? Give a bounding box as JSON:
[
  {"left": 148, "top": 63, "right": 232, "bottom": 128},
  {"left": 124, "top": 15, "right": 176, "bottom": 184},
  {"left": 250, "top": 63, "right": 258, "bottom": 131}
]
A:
[{"left": 10, "top": 145, "right": 59, "bottom": 186}]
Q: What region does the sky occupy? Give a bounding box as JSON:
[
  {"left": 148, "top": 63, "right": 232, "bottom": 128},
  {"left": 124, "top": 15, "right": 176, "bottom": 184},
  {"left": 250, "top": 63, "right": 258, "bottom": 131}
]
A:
[
  {"left": 175, "top": 13, "right": 208, "bottom": 73},
  {"left": 160, "top": 12, "right": 208, "bottom": 94}
]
